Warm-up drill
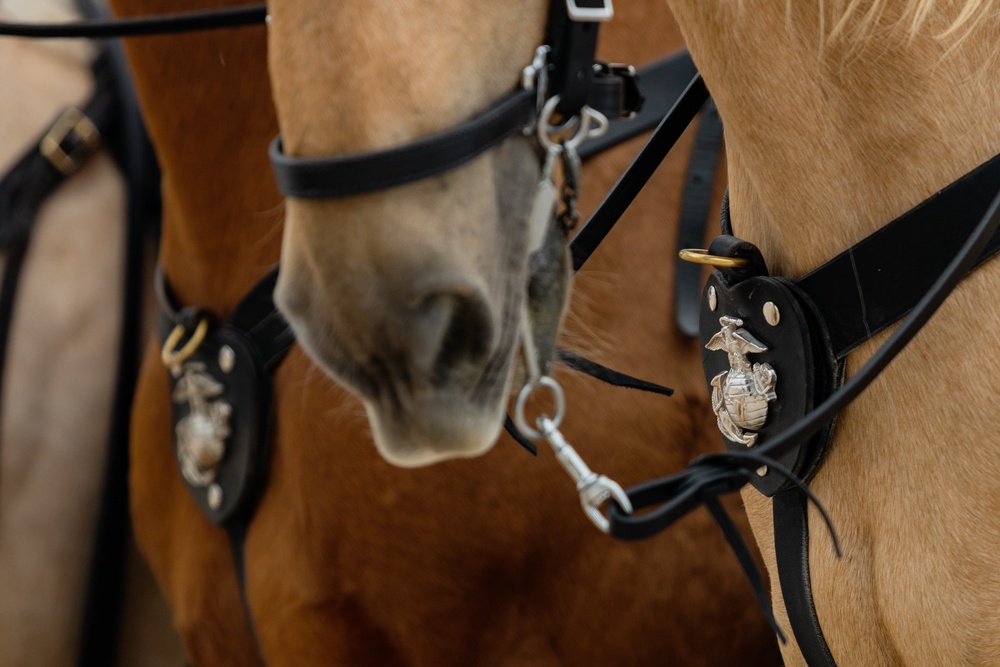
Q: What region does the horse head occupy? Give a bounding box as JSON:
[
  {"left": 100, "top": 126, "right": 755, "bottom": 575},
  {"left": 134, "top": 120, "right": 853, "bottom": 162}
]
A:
[{"left": 267, "top": 1, "right": 575, "bottom": 465}]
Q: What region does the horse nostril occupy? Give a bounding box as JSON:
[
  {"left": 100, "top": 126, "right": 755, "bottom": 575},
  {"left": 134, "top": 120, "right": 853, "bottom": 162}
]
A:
[{"left": 411, "top": 287, "right": 496, "bottom": 384}]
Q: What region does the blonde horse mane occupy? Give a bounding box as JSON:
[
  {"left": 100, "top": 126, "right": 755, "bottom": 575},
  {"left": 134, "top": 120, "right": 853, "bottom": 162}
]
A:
[{"left": 818, "top": 0, "right": 999, "bottom": 44}]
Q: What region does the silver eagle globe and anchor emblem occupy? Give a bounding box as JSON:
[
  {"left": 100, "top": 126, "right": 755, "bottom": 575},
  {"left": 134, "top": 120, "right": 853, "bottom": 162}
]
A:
[
  {"left": 706, "top": 316, "right": 777, "bottom": 446},
  {"left": 171, "top": 361, "right": 232, "bottom": 488}
]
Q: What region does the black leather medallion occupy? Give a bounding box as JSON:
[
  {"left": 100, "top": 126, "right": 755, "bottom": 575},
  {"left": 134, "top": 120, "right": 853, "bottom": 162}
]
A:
[
  {"left": 699, "top": 245, "right": 843, "bottom": 496},
  {"left": 167, "top": 322, "right": 274, "bottom": 525}
]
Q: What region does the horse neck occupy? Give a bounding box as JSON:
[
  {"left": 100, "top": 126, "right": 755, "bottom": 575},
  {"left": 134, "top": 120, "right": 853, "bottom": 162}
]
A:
[
  {"left": 670, "top": 1, "right": 1000, "bottom": 277},
  {"left": 112, "top": 0, "right": 280, "bottom": 315}
]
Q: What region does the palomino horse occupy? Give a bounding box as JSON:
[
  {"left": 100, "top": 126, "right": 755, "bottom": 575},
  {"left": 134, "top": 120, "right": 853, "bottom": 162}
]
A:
[
  {"left": 113, "top": 0, "right": 780, "bottom": 663},
  {"left": 0, "top": 0, "right": 182, "bottom": 664},
  {"left": 268, "top": 0, "right": 1000, "bottom": 665},
  {"left": 661, "top": 1, "right": 1000, "bottom": 665}
]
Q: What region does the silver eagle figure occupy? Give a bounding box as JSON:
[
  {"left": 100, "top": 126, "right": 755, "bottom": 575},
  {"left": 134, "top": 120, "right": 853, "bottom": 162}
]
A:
[{"left": 706, "top": 316, "right": 777, "bottom": 447}]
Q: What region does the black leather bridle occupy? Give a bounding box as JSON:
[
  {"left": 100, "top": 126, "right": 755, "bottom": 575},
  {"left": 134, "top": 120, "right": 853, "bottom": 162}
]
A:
[{"left": 268, "top": 1, "right": 636, "bottom": 201}]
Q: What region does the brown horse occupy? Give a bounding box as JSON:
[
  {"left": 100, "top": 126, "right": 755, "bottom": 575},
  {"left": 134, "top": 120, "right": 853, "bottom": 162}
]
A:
[
  {"left": 661, "top": 1, "right": 1000, "bottom": 665},
  {"left": 115, "top": 0, "right": 782, "bottom": 664}
]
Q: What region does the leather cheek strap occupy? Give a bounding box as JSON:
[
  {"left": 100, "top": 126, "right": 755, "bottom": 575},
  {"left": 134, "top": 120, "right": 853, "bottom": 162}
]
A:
[{"left": 269, "top": 89, "right": 536, "bottom": 200}]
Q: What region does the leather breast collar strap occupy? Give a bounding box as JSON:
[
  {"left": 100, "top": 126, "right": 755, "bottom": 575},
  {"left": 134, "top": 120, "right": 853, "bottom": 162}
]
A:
[
  {"left": 693, "top": 151, "right": 1000, "bottom": 666},
  {"left": 155, "top": 266, "right": 294, "bottom": 652},
  {"left": 592, "top": 148, "right": 1000, "bottom": 666}
]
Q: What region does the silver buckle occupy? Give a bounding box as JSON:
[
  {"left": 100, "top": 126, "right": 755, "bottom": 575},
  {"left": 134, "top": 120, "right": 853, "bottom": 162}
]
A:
[{"left": 565, "top": 0, "right": 613, "bottom": 22}]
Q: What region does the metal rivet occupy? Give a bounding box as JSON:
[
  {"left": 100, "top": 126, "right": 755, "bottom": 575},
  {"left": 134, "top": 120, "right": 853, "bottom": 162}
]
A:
[
  {"left": 708, "top": 286, "right": 718, "bottom": 312},
  {"left": 208, "top": 484, "right": 223, "bottom": 510},
  {"left": 219, "top": 345, "right": 235, "bottom": 373},
  {"left": 763, "top": 301, "right": 780, "bottom": 326},
  {"left": 756, "top": 465, "right": 768, "bottom": 477}
]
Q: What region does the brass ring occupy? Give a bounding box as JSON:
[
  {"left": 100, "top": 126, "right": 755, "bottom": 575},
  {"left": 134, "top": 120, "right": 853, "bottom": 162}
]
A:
[
  {"left": 161, "top": 318, "right": 209, "bottom": 368},
  {"left": 678, "top": 248, "right": 749, "bottom": 269}
]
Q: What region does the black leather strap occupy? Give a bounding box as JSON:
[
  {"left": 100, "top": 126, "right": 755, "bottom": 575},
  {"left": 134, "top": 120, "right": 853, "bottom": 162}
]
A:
[
  {"left": 773, "top": 490, "right": 838, "bottom": 666},
  {"left": 226, "top": 269, "right": 296, "bottom": 371},
  {"left": 502, "top": 348, "right": 676, "bottom": 455},
  {"left": 269, "top": 89, "right": 536, "bottom": 199},
  {"left": 609, "top": 458, "right": 751, "bottom": 540},
  {"left": 545, "top": 0, "right": 602, "bottom": 118},
  {"left": 503, "top": 414, "right": 539, "bottom": 456},
  {"left": 602, "top": 144, "right": 1000, "bottom": 665},
  {"left": 0, "top": 5, "right": 266, "bottom": 38},
  {"left": 269, "top": 1, "right": 624, "bottom": 202},
  {"left": 573, "top": 50, "right": 722, "bottom": 337},
  {"left": 225, "top": 521, "right": 266, "bottom": 661},
  {"left": 794, "top": 152, "right": 1000, "bottom": 358},
  {"left": 570, "top": 74, "right": 709, "bottom": 270},
  {"left": 689, "top": 154, "right": 1000, "bottom": 666},
  {"left": 557, "top": 349, "right": 673, "bottom": 396},
  {"left": 704, "top": 495, "right": 784, "bottom": 644},
  {"left": 696, "top": 150, "right": 1000, "bottom": 472},
  {"left": 675, "top": 99, "right": 724, "bottom": 336}
]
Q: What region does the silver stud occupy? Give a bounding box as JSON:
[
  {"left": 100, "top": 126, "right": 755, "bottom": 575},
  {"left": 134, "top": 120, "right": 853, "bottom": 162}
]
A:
[
  {"left": 708, "top": 286, "right": 718, "bottom": 312},
  {"left": 757, "top": 465, "right": 768, "bottom": 477},
  {"left": 208, "top": 484, "right": 223, "bottom": 510},
  {"left": 763, "top": 301, "right": 780, "bottom": 326},
  {"left": 219, "top": 345, "right": 235, "bottom": 373}
]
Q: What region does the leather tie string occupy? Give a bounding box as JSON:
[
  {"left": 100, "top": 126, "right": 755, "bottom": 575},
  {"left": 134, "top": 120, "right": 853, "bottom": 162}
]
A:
[{"left": 608, "top": 450, "right": 843, "bottom": 644}]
